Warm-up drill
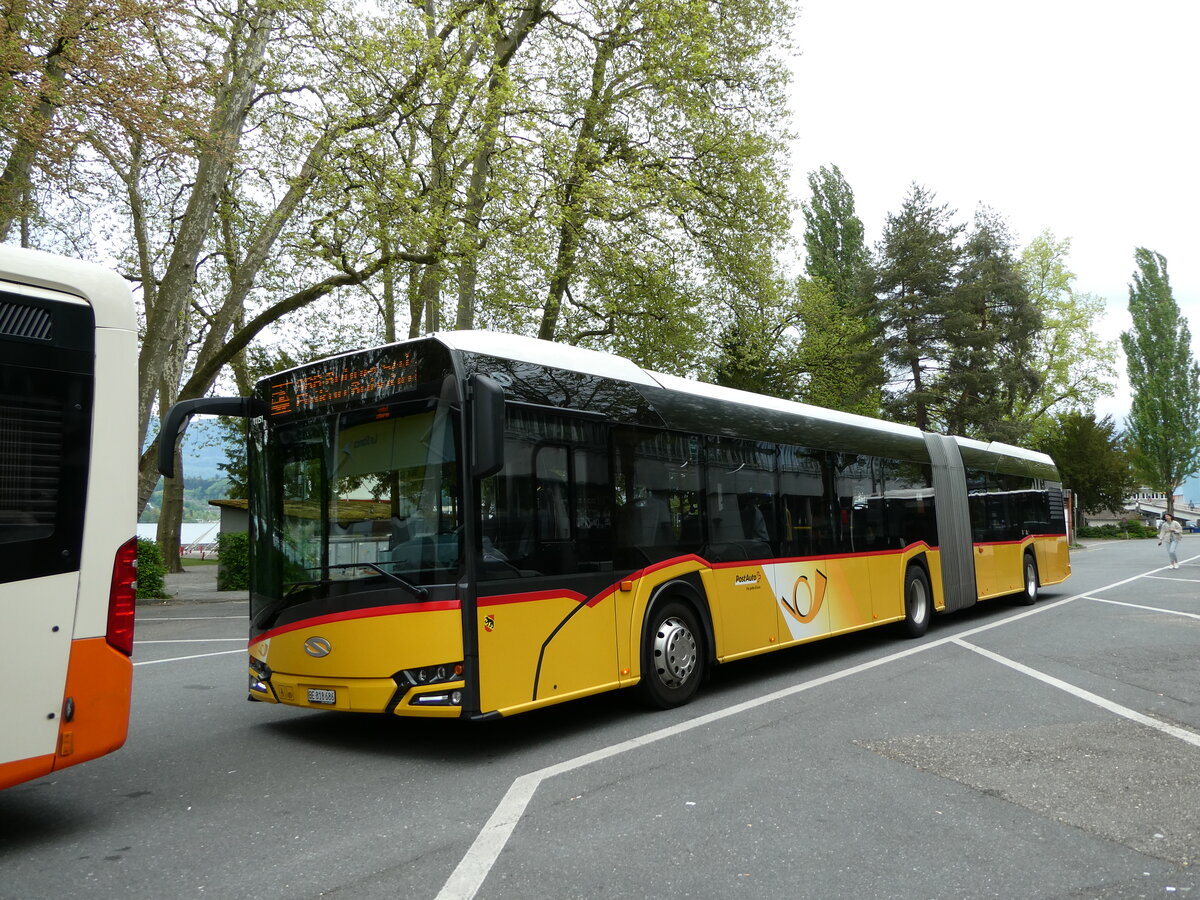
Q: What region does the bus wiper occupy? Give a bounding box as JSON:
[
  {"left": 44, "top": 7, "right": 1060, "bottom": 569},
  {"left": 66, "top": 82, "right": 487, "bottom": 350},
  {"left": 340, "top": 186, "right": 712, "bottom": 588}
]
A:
[{"left": 323, "top": 562, "right": 429, "bottom": 599}]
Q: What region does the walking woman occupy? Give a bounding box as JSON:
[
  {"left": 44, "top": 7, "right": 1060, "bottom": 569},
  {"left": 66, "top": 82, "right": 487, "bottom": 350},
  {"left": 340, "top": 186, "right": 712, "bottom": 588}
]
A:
[{"left": 1158, "top": 513, "right": 1184, "bottom": 568}]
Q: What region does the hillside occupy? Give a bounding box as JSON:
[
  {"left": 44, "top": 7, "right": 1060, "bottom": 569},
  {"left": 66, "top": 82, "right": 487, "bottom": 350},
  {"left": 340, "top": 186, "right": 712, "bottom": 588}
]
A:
[{"left": 142, "top": 419, "right": 235, "bottom": 523}]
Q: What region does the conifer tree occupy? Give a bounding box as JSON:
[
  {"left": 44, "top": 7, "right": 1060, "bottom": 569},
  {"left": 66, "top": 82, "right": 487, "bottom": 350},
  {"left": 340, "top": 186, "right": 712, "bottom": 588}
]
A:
[
  {"left": 1120, "top": 248, "right": 1200, "bottom": 515},
  {"left": 869, "top": 183, "right": 962, "bottom": 431},
  {"left": 942, "top": 208, "right": 1041, "bottom": 440}
]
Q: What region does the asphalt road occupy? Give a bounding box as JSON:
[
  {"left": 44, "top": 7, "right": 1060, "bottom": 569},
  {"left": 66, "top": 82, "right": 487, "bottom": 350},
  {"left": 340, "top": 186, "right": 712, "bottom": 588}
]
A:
[{"left": 2, "top": 539, "right": 1198, "bottom": 900}]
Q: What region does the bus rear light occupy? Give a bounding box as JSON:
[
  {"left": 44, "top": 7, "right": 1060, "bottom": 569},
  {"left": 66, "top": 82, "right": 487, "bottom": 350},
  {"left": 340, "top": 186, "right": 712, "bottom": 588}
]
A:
[{"left": 106, "top": 536, "right": 137, "bottom": 656}]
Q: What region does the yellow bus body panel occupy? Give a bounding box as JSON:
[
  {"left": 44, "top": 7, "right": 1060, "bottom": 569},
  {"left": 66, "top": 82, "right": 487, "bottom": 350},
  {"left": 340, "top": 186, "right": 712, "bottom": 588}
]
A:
[
  {"left": 1034, "top": 535, "right": 1072, "bottom": 586},
  {"left": 477, "top": 590, "right": 618, "bottom": 716},
  {"left": 246, "top": 534, "right": 1067, "bottom": 720},
  {"left": 251, "top": 606, "right": 463, "bottom": 715}
]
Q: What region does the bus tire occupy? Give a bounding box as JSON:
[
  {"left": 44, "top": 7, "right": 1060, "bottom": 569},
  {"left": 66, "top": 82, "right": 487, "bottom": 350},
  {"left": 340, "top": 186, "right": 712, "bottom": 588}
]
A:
[
  {"left": 1017, "top": 552, "right": 1039, "bottom": 605},
  {"left": 901, "top": 564, "right": 931, "bottom": 638},
  {"left": 638, "top": 599, "right": 705, "bottom": 709}
]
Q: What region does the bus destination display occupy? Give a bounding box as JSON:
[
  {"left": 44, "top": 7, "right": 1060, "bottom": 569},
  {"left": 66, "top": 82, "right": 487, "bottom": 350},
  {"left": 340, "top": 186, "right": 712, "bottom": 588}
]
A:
[{"left": 268, "top": 348, "right": 434, "bottom": 419}]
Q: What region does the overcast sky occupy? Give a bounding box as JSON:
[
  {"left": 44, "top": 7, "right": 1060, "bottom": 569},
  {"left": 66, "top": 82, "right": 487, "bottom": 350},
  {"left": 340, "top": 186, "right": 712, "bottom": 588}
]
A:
[{"left": 786, "top": 0, "right": 1200, "bottom": 424}]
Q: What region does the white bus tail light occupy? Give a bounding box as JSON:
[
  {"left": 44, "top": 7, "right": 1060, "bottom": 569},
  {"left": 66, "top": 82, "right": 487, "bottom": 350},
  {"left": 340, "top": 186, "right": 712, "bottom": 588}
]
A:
[{"left": 107, "top": 537, "right": 137, "bottom": 655}]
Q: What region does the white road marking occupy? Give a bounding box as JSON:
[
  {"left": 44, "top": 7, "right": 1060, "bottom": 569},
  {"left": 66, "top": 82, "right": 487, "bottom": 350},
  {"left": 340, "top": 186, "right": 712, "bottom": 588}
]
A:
[
  {"left": 1085, "top": 596, "right": 1200, "bottom": 620},
  {"left": 435, "top": 562, "right": 1180, "bottom": 900},
  {"left": 133, "top": 649, "right": 245, "bottom": 667},
  {"left": 953, "top": 638, "right": 1200, "bottom": 748}
]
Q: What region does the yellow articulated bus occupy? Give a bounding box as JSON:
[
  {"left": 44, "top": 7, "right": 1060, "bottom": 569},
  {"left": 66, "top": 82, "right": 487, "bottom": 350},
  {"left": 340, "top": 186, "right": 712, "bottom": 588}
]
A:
[
  {"left": 0, "top": 247, "right": 137, "bottom": 789},
  {"left": 160, "top": 331, "right": 1069, "bottom": 718}
]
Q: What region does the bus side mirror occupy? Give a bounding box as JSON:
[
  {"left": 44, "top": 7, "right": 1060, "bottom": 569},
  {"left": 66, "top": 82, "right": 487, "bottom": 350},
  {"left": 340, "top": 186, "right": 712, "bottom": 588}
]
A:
[
  {"left": 470, "top": 374, "right": 505, "bottom": 479},
  {"left": 157, "top": 396, "right": 268, "bottom": 478}
]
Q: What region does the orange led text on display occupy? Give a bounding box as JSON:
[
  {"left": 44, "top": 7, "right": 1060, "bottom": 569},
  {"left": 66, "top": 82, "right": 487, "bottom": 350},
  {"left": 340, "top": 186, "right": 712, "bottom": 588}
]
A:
[{"left": 269, "top": 353, "right": 419, "bottom": 417}]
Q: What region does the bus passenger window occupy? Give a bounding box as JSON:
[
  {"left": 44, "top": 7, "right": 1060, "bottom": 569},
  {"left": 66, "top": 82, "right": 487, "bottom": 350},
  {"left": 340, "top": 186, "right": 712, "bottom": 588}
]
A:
[
  {"left": 614, "top": 429, "right": 701, "bottom": 567},
  {"left": 704, "top": 437, "right": 776, "bottom": 562},
  {"left": 780, "top": 445, "right": 829, "bottom": 558}
]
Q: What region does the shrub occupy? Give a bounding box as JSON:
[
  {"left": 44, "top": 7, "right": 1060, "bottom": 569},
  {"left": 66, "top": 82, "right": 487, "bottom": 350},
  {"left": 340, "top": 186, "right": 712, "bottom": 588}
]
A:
[
  {"left": 136, "top": 538, "right": 168, "bottom": 600},
  {"left": 1077, "top": 521, "right": 1156, "bottom": 539},
  {"left": 218, "top": 531, "right": 250, "bottom": 591}
]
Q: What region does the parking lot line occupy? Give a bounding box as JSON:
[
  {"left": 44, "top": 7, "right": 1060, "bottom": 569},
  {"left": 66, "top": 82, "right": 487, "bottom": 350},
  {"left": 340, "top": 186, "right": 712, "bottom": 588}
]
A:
[
  {"left": 953, "top": 638, "right": 1200, "bottom": 749},
  {"left": 1085, "top": 596, "right": 1200, "bottom": 620},
  {"left": 133, "top": 649, "right": 245, "bottom": 667}
]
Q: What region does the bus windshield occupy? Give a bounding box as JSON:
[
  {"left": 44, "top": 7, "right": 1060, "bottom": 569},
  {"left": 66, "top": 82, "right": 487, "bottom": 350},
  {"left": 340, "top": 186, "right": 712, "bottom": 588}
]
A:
[{"left": 250, "top": 396, "right": 462, "bottom": 630}]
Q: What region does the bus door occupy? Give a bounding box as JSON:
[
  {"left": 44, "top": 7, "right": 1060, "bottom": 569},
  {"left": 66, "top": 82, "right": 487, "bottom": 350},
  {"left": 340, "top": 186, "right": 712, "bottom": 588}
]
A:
[{"left": 475, "top": 412, "right": 620, "bottom": 715}]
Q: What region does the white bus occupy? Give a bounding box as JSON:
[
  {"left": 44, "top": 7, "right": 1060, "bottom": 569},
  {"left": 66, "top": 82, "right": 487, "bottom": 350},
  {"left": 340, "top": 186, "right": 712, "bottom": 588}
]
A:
[{"left": 0, "top": 247, "right": 137, "bottom": 790}]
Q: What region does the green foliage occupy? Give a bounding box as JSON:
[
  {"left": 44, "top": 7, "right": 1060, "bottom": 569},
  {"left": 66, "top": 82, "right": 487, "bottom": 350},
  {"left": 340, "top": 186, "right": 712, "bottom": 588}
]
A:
[
  {"left": 1036, "top": 411, "right": 1136, "bottom": 521},
  {"left": 799, "top": 166, "right": 883, "bottom": 413},
  {"left": 1120, "top": 248, "right": 1200, "bottom": 512},
  {"left": 941, "top": 208, "right": 1041, "bottom": 441},
  {"left": 141, "top": 476, "right": 230, "bottom": 523},
  {"left": 793, "top": 278, "right": 880, "bottom": 414},
  {"left": 217, "top": 532, "right": 250, "bottom": 592},
  {"left": 135, "top": 538, "right": 168, "bottom": 600},
  {"left": 869, "top": 183, "right": 963, "bottom": 431},
  {"left": 1017, "top": 232, "right": 1118, "bottom": 435},
  {"left": 802, "top": 164, "right": 872, "bottom": 312},
  {"left": 712, "top": 303, "right": 802, "bottom": 400},
  {"left": 1077, "top": 522, "right": 1156, "bottom": 540}
]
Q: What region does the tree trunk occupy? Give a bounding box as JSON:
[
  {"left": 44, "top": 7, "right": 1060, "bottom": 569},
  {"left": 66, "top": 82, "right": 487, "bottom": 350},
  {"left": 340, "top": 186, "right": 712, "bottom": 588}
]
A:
[
  {"left": 539, "top": 38, "right": 615, "bottom": 342},
  {"left": 157, "top": 445, "right": 186, "bottom": 574},
  {"left": 137, "top": 0, "right": 277, "bottom": 449},
  {"left": 455, "top": 1, "right": 547, "bottom": 329}
]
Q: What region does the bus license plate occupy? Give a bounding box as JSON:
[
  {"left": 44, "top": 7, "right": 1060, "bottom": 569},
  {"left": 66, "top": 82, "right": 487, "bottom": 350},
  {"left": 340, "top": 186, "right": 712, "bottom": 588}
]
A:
[{"left": 307, "top": 688, "right": 336, "bottom": 705}]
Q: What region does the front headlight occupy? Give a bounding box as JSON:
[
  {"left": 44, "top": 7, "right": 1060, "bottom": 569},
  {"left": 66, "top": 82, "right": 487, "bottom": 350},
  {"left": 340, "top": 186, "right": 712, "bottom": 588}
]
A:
[{"left": 397, "top": 662, "right": 464, "bottom": 688}]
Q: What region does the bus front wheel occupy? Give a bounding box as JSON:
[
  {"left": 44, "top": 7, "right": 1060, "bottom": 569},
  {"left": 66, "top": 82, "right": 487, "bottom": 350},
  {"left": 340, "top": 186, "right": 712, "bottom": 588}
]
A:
[
  {"left": 901, "top": 565, "right": 931, "bottom": 638},
  {"left": 638, "top": 600, "right": 705, "bottom": 709}
]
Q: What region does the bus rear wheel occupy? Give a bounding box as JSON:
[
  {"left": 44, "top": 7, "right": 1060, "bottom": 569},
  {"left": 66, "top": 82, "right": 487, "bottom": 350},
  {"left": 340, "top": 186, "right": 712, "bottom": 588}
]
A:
[
  {"left": 901, "top": 564, "right": 931, "bottom": 638},
  {"left": 1017, "top": 553, "right": 1039, "bottom": 605},
  {"left": 638, "top": 600, "right": 705, "bottom": 709}
]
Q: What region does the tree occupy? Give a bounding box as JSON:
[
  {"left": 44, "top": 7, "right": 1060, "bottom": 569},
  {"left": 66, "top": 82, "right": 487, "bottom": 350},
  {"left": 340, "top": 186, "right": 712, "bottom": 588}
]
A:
[
  {"left": 1015, "top": 231, "right": 1118, "bottom": 440},
  {"left": 711, "top": 278, "right": 804, "bottom": 400},
  {"left": 1120, "top": 248, "right": 1200, "bottom": 515},
  {"left": 940, "top": 207, "right": 1041, "bottom": 441},
  {"left": 531, "top": 0, "right": 793, "bottom": 354},
  {"left": 792, "top": 277, "right": 878, "bottom": 414},
  {"left": 5, "top": 0, "right": 798, "bottom": 569},
  {"left": 0, "top": 0, "right": 196, "bottom": 240},
  {"left": 869, "top": 183, "right": 962, "bottom": 431},
  {"left": 1037, "top": 411, "right": 1136, "bottom": 529},
  {"left": 802, "top": 164, "right": 871, "bottom": 311},
  {"left": 799, "top": 164, "right": 881, "bottom": 413}
]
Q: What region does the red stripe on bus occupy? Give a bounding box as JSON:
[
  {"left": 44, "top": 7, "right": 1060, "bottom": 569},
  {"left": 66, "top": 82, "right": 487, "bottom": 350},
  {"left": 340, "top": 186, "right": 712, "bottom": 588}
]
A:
[
  {"left": 253, "top": 600, "right": 462, "bottom": 643},
  {"left": 479, "top": 589, "right": 588, "bottom": 607},
  {"left": 711, "top": 541, "right": 936, "bottom": 568},
  {"left": 973, "top": 535, "right": 1064, "bottom": 548}
]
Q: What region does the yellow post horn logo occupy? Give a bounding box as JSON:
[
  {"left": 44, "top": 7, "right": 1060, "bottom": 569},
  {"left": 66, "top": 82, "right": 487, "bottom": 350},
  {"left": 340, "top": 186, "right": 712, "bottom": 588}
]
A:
[{"left": 782, "top": 570, "right": 827, "bottom": 624}]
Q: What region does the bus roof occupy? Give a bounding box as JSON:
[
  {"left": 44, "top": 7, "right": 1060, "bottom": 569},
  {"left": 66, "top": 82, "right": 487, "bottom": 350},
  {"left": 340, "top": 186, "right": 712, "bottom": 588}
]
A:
[
  {"left": 0, "top": 246, "right": 134, "bottom": 332},
  {"left": 267, "top": 329, "right": 1058, "bottom": 476}
]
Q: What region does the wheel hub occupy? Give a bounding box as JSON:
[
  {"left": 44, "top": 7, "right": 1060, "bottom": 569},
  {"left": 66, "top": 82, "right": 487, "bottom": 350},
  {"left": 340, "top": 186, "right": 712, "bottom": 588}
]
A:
[{"left": 652, "top": 616, "right": 697, "bottom": 689}]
